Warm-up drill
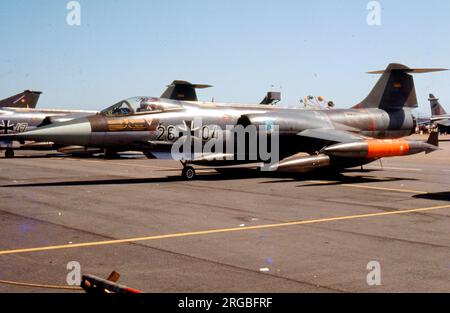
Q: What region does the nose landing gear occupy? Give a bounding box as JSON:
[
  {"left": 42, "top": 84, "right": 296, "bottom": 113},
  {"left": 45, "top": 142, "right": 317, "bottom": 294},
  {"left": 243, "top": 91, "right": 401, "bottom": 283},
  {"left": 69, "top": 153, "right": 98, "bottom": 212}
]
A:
[{"left": 181, "top": 162, "right": 196, "bottom": 180}]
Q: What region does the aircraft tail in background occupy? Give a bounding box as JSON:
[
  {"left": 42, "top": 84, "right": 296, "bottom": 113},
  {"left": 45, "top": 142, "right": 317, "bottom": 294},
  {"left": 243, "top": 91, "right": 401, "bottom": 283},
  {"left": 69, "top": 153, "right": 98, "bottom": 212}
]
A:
[
  {"left": 429, "top": 94, "right": 447, "bottom": 116},
  {"left": 160, "top": 81, "right": 212, "bottom": 102},
  {"left": 0, "top": 90, "right": 42, "bottom": 109}
]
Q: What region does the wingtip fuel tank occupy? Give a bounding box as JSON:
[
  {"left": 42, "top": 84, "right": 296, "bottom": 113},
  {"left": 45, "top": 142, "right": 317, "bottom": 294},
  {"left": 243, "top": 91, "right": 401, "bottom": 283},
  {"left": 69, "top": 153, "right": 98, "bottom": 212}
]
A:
[{"left": 322, "top": 137, "right": 438, "bottom": 159}]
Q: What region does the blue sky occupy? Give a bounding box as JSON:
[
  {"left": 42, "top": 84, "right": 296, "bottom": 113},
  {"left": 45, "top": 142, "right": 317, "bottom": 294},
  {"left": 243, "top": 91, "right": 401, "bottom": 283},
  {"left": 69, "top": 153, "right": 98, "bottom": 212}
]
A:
[{"left": 0, "top": 0, "right": 449, "bottom": 116}]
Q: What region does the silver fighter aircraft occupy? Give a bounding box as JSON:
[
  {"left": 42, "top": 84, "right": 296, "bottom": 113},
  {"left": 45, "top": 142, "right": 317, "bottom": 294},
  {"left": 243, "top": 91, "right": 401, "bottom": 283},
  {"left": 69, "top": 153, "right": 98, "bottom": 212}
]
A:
[
  {"left": 4, "top": 63, "right": 445, "bottom": 179},
  {"left": 429, "top": 94, "right": 450, "bottom": 134}
]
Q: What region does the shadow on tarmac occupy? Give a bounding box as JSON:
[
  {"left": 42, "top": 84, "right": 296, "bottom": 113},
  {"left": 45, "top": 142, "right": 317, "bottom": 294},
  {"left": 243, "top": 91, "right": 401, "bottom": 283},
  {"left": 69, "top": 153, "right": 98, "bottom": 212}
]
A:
[
  {"left": 1, "top": 167, "right": 414, "bottom": 188},
  {"left": 413, "top": 192, "right": 450, "bottom": 202}
]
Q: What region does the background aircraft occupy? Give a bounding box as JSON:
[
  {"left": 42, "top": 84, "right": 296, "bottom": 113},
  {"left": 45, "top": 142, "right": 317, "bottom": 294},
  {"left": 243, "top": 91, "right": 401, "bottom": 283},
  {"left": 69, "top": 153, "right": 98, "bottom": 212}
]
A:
[
  {"left": 4, "top": 63, "right": 444, "bottom": 179},
  {"left": 0, "top": 105, "right": 98, "bottom": 158},
  {"left": 0, "top": 90, "right": 98, "bottom": 158},
  {"left": 429, "top": 94, "right": 450, "bottom": 134},
  {"left": 161, "top": 80, "right": 212, "bottom": 102},
  {"left": 162, "top": 80, "right": 281, "bottom": 105},
  {"left": 0, "top": 90, "right": 42, "bottom": 109}
]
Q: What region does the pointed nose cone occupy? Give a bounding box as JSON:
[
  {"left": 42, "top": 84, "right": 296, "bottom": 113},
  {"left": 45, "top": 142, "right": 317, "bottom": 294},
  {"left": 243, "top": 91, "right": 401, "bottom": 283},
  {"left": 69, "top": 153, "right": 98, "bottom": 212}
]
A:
[{"left": 18, "top": 118, "right": 92, "bottom": 146}]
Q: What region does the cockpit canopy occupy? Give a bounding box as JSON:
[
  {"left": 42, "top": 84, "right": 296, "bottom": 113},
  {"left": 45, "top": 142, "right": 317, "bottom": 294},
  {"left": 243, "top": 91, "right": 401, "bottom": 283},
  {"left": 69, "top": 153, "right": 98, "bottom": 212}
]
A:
[{"left": 101, "top": 97, "right": 181, "bottom": 117}]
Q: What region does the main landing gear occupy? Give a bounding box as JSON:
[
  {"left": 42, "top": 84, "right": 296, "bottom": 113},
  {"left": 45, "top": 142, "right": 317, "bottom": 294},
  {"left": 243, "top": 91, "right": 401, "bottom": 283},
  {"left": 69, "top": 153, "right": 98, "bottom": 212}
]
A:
[
  {"left": 181, "top": 161, "right": 196, "bottom": 180},
  {"left": 103, "top": 149, "right": 120, "bottom": 159},
  {"left": 4, "top": 148, "right": 14, "bottom": 159}
]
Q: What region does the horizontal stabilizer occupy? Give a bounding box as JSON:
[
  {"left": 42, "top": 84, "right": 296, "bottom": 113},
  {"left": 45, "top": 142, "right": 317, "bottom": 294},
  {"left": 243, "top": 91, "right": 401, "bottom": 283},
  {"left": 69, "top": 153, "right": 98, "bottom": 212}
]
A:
[
  {"left": 169, "top": 80, "right": 212, "bottom": 89},
  {"left": 368, "top": 68, "right": 448, "bottom": 75},
  {"left": 354, "top": 63, "right": 447, "bottom": 111},
  {"left": 161, "top": 80, "right": 213, "bottom": 101}
]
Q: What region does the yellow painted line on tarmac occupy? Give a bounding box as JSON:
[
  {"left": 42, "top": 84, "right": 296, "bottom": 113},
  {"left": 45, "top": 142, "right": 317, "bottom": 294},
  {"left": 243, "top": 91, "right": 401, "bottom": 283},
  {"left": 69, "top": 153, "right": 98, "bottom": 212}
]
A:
[
  {"left": 0, "top": 204, "right": 448, "bottom": 256},
  {"left": 0, "top": 279, "right": 82, "bottom": 291},
  {"left": 306, "top": 180, "right": 428, "bottom": 194}
]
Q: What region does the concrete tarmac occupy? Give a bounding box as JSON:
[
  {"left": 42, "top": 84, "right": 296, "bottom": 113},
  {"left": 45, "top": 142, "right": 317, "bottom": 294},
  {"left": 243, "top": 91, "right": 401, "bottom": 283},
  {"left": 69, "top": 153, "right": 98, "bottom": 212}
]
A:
[{"left": 0, "top": 135, "right": 449, "bottom": 293}]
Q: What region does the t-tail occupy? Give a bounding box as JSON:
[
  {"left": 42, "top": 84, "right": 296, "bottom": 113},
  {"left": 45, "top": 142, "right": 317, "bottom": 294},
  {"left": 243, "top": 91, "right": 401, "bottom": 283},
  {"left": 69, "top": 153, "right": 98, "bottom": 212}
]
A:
[
  {"left": 160, "top": 80, "right": 212, "bottom": 101},
  {"left": 0, "top": 90, "right": 42, "bottom": 109},
  {"left": 353, "top": 63, "right": 447, "bottom": 111},
  {"left": 429, "top": 94, "right": 447, "bottom": 116}
]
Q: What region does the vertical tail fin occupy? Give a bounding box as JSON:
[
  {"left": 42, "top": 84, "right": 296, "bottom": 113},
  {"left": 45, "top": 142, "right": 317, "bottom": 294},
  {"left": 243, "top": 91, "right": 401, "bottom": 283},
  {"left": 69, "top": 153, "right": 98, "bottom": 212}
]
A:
[
  {"left": 0, "top": 90, "right": 42, "bottom": 109},
  {"left": 353, "top": 64, "right": 447, "bottom": 111},
  {"left": 426, "top": 130, "right": 439, "bottom": 149},
  {"left": 429, "top": 94, "right": 447, "bottom": 116}
]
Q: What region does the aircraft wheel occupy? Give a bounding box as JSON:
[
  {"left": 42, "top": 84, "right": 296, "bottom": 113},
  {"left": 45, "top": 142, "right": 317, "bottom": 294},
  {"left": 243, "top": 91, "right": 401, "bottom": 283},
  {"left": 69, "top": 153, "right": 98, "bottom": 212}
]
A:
[
  {"left": 182, "top": 166, "right": 196, "bottom": 180},
  {"left": 5, "top": 148, "right": 14, "bottom": 159},
  {"left": 104, "top": 150, "right": 119, "bottom": 159}
]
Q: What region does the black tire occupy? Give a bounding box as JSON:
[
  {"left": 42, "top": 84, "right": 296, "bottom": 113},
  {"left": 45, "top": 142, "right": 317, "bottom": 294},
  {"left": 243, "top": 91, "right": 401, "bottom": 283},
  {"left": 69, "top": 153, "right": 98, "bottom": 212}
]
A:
[
  {"left": 104, "top": 150, "right": 119, "bottom": 159},
  {"left": 5, "top": 148, "right": 14, "bottom": 159},
  {"left": 182, "top": 166, "right": 196, "bottom": 180}
]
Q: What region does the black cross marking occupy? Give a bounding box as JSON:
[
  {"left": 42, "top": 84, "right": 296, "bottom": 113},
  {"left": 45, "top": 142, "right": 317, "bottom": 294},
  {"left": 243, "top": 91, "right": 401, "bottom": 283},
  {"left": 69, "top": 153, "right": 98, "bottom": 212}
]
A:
[{"left": 0, "top": 120, "right": 14, "bottom": 134}]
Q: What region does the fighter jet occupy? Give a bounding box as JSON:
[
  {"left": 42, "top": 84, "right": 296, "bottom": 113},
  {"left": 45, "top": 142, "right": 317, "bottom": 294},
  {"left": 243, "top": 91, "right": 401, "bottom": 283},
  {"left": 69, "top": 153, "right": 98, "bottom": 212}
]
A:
[
  {"left": 429, "top": 94, "right": 450, "bottom": 134},
  {"left": 4, "top": 63, "right": 444, "bottom": 179}
]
